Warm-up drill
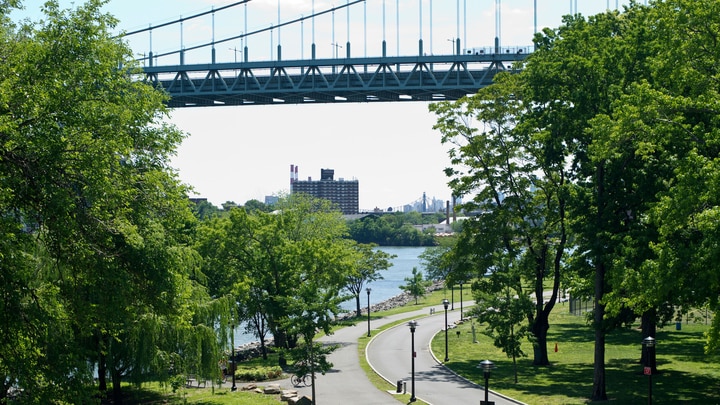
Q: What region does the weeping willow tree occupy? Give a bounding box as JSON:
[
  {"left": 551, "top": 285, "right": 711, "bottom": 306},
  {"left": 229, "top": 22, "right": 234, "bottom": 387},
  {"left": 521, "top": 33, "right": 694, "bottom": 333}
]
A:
[{"left": 0, "top": 1, "right": 229, "bottom": 402}]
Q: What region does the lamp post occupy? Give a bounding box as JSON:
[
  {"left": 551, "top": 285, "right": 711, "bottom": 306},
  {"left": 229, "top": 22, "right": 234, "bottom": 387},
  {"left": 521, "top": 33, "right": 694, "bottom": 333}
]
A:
[
  {"left": 459, "top": 282, "right": 465, "bottom": 320},
  {"left": 366, "top": 287, "right": 372, "bottom": 337},
  {"left": 479, "top": 359, "right": 495, "bottom": 405},
  {"left": 231, "top": 324, "right": 237, "bottom": 392},
  {"left": 443, "top": 299, "right": 450, "bottom": 362},
  {"left": 643, "top": 336, "right": 656, "bottom": 405},
  {"left": 408, "top": 320, "right": 418, "bottom": 402}
]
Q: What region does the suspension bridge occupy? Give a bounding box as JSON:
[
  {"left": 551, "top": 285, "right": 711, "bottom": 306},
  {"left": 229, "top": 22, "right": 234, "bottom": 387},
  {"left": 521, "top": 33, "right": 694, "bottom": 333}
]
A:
[{"left": 119, "top": 1, "right": 640, "bottom": 108}]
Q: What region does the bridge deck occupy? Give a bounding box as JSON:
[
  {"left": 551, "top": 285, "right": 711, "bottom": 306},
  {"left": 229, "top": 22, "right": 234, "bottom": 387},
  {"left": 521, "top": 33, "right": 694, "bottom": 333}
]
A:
[{"left": 141, "top": 53, "right": 529, "bottom": 107}]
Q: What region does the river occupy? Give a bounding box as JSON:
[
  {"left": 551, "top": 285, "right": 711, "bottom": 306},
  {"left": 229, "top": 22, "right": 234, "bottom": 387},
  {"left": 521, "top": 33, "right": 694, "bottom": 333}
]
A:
[{"left": 233, "top": 246, "right": 426, "bottom": 346}]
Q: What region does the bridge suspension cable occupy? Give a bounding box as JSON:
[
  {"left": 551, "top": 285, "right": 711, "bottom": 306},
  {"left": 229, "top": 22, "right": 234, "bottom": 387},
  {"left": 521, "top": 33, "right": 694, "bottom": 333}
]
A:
[
  {"left": 119, "top": 0, "right": 252, "bottom": 38},
  {"left": 130, "top": 0, "right": 364, "bottom": 62}
]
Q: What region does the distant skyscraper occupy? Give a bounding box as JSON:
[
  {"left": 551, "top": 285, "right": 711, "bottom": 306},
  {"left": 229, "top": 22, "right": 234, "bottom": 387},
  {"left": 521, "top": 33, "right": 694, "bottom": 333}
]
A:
[{"left": 290, "top": 165, "right": 359, "bottom": 215}]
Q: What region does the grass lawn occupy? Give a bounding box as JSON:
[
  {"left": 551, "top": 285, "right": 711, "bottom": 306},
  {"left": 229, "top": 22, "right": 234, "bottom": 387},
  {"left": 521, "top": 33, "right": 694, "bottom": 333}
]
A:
[
  {"left": 112, "top": 381, "right": 287, "bottom": 405},
  {"left": 118, "top": 288, "right": 720, "bottom": 404},
  {"left": 431, "top": 308, "right": 720, "bottom": 404}
]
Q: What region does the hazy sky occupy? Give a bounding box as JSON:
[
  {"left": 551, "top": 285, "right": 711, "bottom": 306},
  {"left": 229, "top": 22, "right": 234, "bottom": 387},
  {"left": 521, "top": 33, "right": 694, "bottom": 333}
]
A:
[{"left": 12, "top": 0, "right": 636, "bottom": 210}]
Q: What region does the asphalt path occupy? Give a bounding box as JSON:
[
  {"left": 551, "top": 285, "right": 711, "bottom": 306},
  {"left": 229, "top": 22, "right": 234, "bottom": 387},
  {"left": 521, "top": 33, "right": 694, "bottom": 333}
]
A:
[
  {"left": 267, "top": 302, "right": 523, "bottom": 405},
  {"left": 367, "top": 305, "right": 521, "bottom": 405}
]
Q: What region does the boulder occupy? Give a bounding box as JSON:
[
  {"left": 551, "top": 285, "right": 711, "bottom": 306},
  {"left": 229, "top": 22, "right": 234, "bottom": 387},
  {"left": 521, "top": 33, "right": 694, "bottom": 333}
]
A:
[
  {"left": 263, "top": 384, "right": 282, "bottom": 394},
  {"left": 288, "top": 396, "right": 313, "bottom": 405},
  {"left": 280, "top": 390, "right": 298, "bottom": 401}
]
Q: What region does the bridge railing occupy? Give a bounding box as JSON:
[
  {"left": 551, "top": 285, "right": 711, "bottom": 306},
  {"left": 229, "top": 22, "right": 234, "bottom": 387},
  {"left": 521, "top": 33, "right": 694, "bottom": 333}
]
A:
[{"left": 138, "top": 50, "right": 531, "bottom": 107}]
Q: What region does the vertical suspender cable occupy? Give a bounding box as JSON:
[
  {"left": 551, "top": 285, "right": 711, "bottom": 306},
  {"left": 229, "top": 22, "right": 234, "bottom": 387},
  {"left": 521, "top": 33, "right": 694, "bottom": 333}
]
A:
[
  {"left": 429, "top": 0, "right": 433, "bottom": 55},
  {"left": 312, "top": 0, "right": 316, "bottom": 59},
  {"left": 382, "top": 0, "right": 387, "bottom": 57},
  {"left": 148, "top": 26, "right": 153, "bottom": 67},
  {"left": 534, "top": 0, "right": 537, "bottom": 50},
  {"left": 301, "top": 16, "right": 304, "bottom": 61},
  {"left": 418, "top": 0, "right": 422, "bottom": 56},
  {"left": 463, "top": 0, "right": 466, "bottom": 54},
  {"left": 364, "top": 0, "right": 367, "bottom": 58},
  {"left": 455, "top": 0, "right": 459, "bottom": 54},
  {"left": 244, "top": 3, "right": 248, "bottom": 61},
  {"left": 396, "top": 0, "right": 399, "bottom": 56},
  {"left": 211, "top": 7, "right": 216, "bottom": 63}
]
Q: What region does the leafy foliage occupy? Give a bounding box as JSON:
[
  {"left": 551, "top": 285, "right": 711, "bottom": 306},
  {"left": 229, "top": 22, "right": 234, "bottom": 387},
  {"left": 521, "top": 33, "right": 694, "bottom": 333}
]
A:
[
  {"left": 400, "top": 267, "right": 433, "bottom": 304},
  {"left": 0, "top": 1, "right": 227, "bottom": 402}
]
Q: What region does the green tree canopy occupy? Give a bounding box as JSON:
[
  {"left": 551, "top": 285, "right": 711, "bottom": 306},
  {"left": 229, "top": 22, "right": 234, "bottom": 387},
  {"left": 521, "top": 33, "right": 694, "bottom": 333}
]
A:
[{"left": 0, "top": 1, "right": 226, "bottom": 402}]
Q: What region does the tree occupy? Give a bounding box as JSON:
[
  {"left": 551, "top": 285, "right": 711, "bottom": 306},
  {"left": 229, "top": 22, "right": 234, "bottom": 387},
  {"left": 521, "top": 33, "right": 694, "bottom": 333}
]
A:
[
  {"left": 431, "top": 68, "right": 570, "bottom": 367},
  {"left": 0, "top": 1, "right": 226, "bottom": 402},
  {"left": 344, "top": 243, "right": 395, "bottom": 317},
  {"left": 400, "top": 267, "right": 432, "bottom": 305},
  {"left": 434, "top": 1, "right": 720, "bottom": 400},
  {"left": 217, "top": 194, "right": 355, "bottom": 366},
  {"left": 473, "top": 260, "right": 533, "bottom": 383}
]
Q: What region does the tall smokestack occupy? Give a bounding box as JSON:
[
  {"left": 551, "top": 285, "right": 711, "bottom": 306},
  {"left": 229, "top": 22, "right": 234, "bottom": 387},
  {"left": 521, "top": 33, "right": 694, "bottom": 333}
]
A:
[
  {"left": 446, "top": 201, "right": 450, "bottom": 224},
  {"left": 290, "top": 164, "right": 295, "bottom": 186},
  {"left": 295, "top": 165, "right": 299, "bottom": 182},
  {"left": 452, "top": 195, "right": 457, "bottom": 222}
]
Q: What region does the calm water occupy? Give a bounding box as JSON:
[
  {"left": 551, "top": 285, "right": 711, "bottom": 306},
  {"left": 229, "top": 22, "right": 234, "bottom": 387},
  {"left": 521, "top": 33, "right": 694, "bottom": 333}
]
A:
[{"left": 233, "top": 246, "right": 426, "bottom": 346}]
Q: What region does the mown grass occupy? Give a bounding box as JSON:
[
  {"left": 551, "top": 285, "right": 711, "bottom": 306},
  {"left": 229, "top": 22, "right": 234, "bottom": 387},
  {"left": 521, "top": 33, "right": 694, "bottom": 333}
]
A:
[
  {"left": 118, "top": 288, "right": 719, "bottom": 405},
  {"left": 112, "top": 381, "right": 284, "bottom": 405},
  {"left": 431, "top": 308, "right": 720, "bottom": 404}
]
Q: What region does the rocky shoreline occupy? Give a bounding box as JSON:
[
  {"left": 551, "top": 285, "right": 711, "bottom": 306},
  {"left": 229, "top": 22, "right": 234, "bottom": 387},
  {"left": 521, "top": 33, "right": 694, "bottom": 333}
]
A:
[{"left": 233, "top": 281, "right": 445, "bottom": 361}]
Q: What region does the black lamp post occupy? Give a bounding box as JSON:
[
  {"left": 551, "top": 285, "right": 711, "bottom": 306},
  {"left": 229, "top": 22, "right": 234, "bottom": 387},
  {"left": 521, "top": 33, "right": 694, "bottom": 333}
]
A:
[
  {"left": 408, "top": 320, "right": 418, "bottom": 402},
  {"left": 443, "top": 299, "right": 450, "bottom": 362},
  {"left": 459, "top": 282, "right": 464, "bottom": 320},
  {"left": 231, "top": 324, "right": 237, "bottom": 392},
  {"left": 479, "top": 359, "right": 495, "bottom": 405},
  {"left": 366, "top": 287, "right": 372, "bottom": 337},
  {"left": 643, "top": 336, "right": 656, "bottom": 405}
]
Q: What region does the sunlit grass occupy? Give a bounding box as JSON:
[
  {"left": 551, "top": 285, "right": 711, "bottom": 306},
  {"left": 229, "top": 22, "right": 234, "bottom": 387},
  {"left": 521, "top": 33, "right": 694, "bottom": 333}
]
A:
[
  {"left": 431, "top": 308, "right": 720, "bottom": 404},
  {"left": 118, "top": 381, "right": 286, "bottom": 405}
]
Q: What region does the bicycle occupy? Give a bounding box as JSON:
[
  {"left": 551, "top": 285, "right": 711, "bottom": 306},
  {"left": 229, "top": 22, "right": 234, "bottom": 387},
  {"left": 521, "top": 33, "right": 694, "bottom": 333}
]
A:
[{"left": 290, "top": 373, "right": 311, "bottom": 387}]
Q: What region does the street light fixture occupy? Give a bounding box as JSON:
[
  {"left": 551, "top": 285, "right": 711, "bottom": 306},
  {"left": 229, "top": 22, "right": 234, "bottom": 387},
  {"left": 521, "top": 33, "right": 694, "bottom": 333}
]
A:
[
  {"left": 366, "top": 287, "right": 372, "bottom": 337},
  {"left": 643, "top": 336, "right": 656, "bottom": 405},
  {"left": 479, "top": 359, "right": 495, "bottom": 405},
  {"left": 408, "top": 320, "right": 418, "bottom": 402},
  {"left": 231, "top": 324, "right": 237, "bottom": 392},
  {"left": 443, "top": 299, "right": 450, "bottom": 362},
  {"left": 460, "top": 282, "right": 464, "bottom": 320}
]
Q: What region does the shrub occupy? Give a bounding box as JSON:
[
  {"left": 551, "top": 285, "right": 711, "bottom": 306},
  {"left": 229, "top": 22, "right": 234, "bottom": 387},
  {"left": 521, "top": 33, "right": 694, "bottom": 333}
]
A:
[{"left": 235, "top": 366, "right": 283, "bottom": 382}]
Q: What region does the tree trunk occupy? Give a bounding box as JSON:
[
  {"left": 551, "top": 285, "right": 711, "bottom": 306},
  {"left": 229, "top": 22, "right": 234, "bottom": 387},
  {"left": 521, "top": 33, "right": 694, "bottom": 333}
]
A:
[
  {"left": 97, "top": 332, "right": 107, "bottom": 393},
  {"left": 512, "top": 324, "right": 518, "bottom": 383},
  {"left": 532, "top": 311, "right": 550, "bottom": 366},
  {"left": 355, "top": 294, "right": 362, "bottom": 317},
  {"left": 640, "top": 310, "right": 657, "bottom": 373},
  {"left": 591, "top": 164, "right": 608, "bottom": 401},
  {"left": 98, "top": 353, "right": 107, "bottom": 392},
  {"left": 591, "top": 262, "right": 608, "bottom": 401},
  {"left": 274, "top": 329, "right": 288, "bottom": 367},
  {"left": 111, "top": 368, "right": 123, "bottom": 404}
]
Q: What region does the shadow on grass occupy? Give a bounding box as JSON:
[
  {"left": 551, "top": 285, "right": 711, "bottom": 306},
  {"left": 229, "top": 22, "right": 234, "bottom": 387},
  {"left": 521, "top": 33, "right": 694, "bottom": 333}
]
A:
[{"left": 447, "top": 351, "right": 720, "bottom": 404}]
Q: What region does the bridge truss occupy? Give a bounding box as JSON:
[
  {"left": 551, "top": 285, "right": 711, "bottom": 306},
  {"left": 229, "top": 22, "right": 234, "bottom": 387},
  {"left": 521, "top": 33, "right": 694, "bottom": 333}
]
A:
[{"left": 142, "top": 51, "right": 529, "bottom": 108}]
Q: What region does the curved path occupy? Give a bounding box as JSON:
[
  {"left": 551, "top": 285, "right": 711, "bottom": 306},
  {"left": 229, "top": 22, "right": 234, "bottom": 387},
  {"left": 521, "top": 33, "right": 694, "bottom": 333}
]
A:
[
  {"left": 274, "top": 301, "right": 523, "bottom": 405},
  {"left": 367, "top": 305, "right": 522, "bottom": 405}
]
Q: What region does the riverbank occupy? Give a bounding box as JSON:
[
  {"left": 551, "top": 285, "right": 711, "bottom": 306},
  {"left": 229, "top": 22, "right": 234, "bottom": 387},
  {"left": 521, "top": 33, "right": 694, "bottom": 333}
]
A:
[{"left": 233, "top": 281, "right": 444, "bottom": 360}]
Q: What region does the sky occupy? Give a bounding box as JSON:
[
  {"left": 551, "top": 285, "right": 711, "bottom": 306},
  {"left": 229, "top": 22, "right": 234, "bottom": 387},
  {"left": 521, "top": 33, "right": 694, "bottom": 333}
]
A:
[{"left": 11, "top": 0, "right": 639, "bottom": 210}]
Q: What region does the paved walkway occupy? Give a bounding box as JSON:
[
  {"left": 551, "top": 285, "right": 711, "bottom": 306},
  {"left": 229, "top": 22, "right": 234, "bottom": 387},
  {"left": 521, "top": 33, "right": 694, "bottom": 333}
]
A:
[{"left": 268, "top": 301, "right": 525, "bottom": 405}]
